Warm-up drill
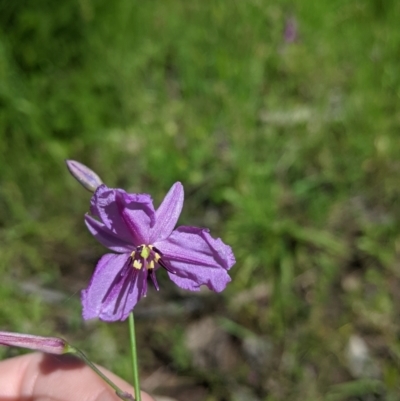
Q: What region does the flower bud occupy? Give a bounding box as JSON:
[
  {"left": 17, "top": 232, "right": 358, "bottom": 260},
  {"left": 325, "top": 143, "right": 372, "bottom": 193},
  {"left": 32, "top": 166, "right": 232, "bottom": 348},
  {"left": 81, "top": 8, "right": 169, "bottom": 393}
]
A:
[
  {"left": 65, "top": 160, "right": 103, "bottom": 192},
  {"left": 0, "top": 331, "right": 68, "bottom": 355}
]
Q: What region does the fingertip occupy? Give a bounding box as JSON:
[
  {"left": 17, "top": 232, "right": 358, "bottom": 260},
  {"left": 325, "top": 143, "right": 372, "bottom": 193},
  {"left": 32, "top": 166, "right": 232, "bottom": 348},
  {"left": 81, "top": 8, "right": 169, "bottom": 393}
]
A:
[{"left": 0, "top": 352, "right": 155, "bottom": 401}]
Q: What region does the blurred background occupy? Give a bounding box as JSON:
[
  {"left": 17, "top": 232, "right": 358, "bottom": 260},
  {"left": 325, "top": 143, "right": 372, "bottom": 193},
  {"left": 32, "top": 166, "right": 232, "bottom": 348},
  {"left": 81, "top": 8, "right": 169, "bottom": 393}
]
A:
[{"left": 1, "top": 1, "right": 400, "bottom": 400}]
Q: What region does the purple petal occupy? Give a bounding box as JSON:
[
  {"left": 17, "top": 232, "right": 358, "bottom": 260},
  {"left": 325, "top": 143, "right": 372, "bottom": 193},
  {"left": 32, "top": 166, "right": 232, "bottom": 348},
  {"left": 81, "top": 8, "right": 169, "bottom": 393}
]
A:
[
  {"left": 82, "top": 253, "right": 126, "bottom": 320},
  {"left": 284, "top": 16, "right": 298, "bottom": 44},
  {"left": 82, "top": 253, "right": 147, "bottom": 321},
  {"left": 155, "top": 226, "right": 235, "bottom": 292},
  {"left": 99, "top": 266, "right": 148, "bottom": 322},
  {"left": 90, "top": 185, "right": 154, "bottom": 246},
  {"left": 150, "top": 182, "right": 184, "bottom": 243},
  {"left": 201, "top": 229, "right": 236, "bottom": 270},
  {"left": 167, "top": 260, "right": 231, "bottom": 292},
  {"left": 115, "top": 191, "right": 155, "bottom": 245},
  {"left": 85, "top": 214, "right": 134, "bottom": 253}
]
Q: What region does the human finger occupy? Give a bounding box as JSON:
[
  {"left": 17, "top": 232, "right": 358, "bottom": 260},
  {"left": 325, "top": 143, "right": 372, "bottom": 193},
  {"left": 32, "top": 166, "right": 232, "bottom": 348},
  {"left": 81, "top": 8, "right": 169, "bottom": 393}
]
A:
[{"left": 0, "top": 352, "right": 154, "bottom": 401}]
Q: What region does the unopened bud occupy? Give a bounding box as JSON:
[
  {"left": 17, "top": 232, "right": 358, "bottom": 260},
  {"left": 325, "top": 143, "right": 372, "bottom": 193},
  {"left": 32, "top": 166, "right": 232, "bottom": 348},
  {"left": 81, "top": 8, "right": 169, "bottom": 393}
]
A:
[
  {"left": 0, "top": 331, "right": 69, "bottom": 355},
  {"left": 65, "top": 160, "right": 103, "bottom": 192}
]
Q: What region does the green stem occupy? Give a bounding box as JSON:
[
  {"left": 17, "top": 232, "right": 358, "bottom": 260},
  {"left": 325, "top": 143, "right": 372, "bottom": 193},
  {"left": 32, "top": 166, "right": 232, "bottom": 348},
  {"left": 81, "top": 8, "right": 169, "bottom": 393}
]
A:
[
  {"left": 128, "top": 312, "right": 142, "bottom": 401},
  {"left": 66, "top": 344, "right": 134, "bottom": 401}
]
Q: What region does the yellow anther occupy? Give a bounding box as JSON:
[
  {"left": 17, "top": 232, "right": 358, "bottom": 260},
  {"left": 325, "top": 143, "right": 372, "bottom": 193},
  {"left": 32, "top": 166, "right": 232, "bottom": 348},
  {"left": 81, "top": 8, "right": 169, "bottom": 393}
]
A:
[
  {"left": 148, "top": 261, "right": 155, "bottom": 269},
  {"left": 130, "top": 251, "right": 136, "bottom": 259},
  {"left": 154, "top": 253, "right": 161, "bottom": 262},
  {"left": 133, "top": 260, "right": 142, "bottom": 270}
]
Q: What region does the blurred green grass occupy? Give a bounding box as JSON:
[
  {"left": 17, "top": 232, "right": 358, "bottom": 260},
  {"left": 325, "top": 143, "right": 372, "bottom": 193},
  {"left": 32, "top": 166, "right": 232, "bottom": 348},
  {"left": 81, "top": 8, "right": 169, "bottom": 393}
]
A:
[{"left": 1, "top": 0, "right": 400, "bottom": 400}]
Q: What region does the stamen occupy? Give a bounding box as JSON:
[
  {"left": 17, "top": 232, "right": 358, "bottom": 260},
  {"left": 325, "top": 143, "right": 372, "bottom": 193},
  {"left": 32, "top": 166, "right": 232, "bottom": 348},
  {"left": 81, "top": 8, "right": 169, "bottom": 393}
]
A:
[
  {"left": 158, "top": 259, "right": 176, "bottom": 274},
  {"left": 128, "top": 269, "right": 138, "bottom": 294},
  {"left": 152, "top": 246, "right": 163, "bottom": 256},
  {"left": 131, "top": 244, "right": 175, "bottom": 281},
  {"left": 149, "top": 269, "right": 160, "bottom": 291}
]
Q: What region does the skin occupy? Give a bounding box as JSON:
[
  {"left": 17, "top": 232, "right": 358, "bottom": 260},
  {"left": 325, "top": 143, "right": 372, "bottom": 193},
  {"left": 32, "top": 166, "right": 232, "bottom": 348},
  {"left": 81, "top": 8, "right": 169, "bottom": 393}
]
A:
[{"left": 0, "top": 353, "right": 155, "bottom": 401}]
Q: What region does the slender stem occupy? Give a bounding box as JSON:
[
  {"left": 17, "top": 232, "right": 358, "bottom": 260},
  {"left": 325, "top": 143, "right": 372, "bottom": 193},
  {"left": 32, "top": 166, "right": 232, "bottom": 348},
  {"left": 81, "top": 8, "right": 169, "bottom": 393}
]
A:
[
  {"left": 128, "top": 312, "right": 142, "bottom": 401},
  {"left": 66, "top": 344, "right": 134, "bottom": 401}
]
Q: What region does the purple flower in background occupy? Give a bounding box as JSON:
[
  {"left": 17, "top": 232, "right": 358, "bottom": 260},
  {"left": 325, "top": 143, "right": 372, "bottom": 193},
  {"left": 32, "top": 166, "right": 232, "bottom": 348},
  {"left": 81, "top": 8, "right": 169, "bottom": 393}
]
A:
[
  {"left": 83, "top": 182, "right": 235, "bottom": 321},
  {"left": 284, "top": 16, "right": 298, "bottom": 44}
]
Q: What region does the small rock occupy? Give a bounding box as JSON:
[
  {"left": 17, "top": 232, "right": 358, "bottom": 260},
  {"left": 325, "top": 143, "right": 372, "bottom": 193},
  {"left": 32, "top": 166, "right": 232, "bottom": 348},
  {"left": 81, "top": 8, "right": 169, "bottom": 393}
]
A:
[
  {"left": 185, "top": 317, "right": 238, "bottom": 372},
  {"left": 153, "top": 396, "right": 179, "bottom": 401},
  {"left": 242, "top": 336, "right": 273, "bottom": 372},
  {"left": 231, "top": 385, "right": 260, "bottom": 401},
  {"left": 346, "top": 335, "right": 380, "bottom": 379}
]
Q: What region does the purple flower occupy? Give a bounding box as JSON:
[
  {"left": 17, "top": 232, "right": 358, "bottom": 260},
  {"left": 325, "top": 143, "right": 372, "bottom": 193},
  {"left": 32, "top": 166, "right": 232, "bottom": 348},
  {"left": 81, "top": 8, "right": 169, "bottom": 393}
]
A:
[
  {"left": 284, "top": 16, "right": 298, "bottom": 44},
  {"left": 83, "top": 182, "right": 235, "bottom": 321}
]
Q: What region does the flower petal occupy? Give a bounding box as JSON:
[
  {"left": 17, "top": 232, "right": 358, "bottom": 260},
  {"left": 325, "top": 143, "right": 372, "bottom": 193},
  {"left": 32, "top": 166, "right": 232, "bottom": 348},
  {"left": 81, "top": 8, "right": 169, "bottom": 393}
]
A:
[
  {"left": 167, "top": 260, "right": 231, "bottom": 292},
  {"left": 85, "top": 214, "right": 134, "bottom": 253},
  {"left": 155, "top": 226, "right": 235, "bottom": 292},
  {"left": 81, "top": 253, "right": 128, "bottom": 320},
  {"left": 99, "top": 266, "right": 148, "bottom": 322},
  {"left": 81, "top": 253, "right": 148, "bottom": 321},
  {"left": 115, "top": 190, "right": 155, "bottom": 245},
  {"left": 150, "top": 182, "right": 184, "bottom": 243},
  {"left": 89, "top": 185, "right": 135, "bottom": 242},
  {"left": 90, "top": 185, "right": 155, "bottom": 245}
]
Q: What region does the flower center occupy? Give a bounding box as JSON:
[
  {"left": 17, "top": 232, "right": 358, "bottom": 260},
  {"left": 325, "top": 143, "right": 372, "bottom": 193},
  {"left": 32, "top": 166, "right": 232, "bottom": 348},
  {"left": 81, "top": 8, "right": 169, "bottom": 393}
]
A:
[
  {"left": 130, "top": 245, "right": 161, "bottom": 270},
  {"left": 129, "top": 244, "right": 175, "bottom": 292}
]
